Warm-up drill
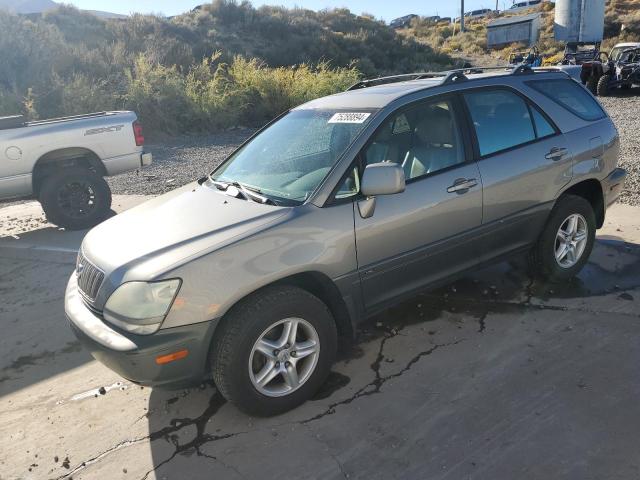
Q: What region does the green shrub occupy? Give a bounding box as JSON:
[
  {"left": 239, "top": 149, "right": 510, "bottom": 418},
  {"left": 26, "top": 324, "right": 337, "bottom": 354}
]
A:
[{"left": 125, "top": 54, "right": 360, "bottom": 133}]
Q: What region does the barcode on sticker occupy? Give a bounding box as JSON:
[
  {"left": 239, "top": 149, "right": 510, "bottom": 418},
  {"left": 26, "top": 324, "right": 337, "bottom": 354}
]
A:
[{"left": 328, "top": 112, "right": 371, "bottom": 124}]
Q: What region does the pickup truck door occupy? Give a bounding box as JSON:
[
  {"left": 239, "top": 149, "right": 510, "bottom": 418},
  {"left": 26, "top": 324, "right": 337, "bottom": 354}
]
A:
[
  {"left": 461, "top": 87, "right": 573, "bottom": 261},
  {"left": 351, "top": 96, "right": 483, "bottom": 313}
]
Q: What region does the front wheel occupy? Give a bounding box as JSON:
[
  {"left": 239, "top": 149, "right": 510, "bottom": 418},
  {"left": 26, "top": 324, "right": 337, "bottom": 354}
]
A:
[
  {"left": 211, "top": 286, "right": 337, "bottom": 416},
  {"left": 39, "top": 167, "right": 112, "bottom": 230},
  {"left": 596, "top": 74, "right": 611, "bottom": 96},
  {"left": 529, "top": 195, "right": 596, "bottom": 282}
]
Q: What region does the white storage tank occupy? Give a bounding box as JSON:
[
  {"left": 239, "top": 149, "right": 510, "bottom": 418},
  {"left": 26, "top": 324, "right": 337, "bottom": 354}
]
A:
[{"left": 554, "top": 0, "right": 605, "bottom": 43}]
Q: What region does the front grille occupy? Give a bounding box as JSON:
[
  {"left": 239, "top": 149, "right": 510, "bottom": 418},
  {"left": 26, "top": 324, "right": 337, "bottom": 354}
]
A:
[{"left": 76, "top": 252, "right": 104, "bottom": 302}]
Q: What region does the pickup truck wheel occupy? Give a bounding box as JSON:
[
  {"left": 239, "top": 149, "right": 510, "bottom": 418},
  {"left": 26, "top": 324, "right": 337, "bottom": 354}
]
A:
[
  {"left": 210, "top": 286, "right": 337, "bottom": 416},
  {"left": 596, "top": 74, "right": 611, "bottom": 96},
  {"left": 529, "top": 194, "right": 596, "bottom": 282},
  {"left": 39, "top": 167, "right": 112, "bottom": 230}
]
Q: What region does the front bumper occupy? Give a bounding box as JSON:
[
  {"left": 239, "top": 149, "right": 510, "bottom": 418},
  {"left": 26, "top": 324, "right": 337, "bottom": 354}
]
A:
[
  {"left": 603, "top": 167, "right": 627, "bottom": 207},
  {"left": 65, "top": 275, "right": 216, "bottom": 388}
]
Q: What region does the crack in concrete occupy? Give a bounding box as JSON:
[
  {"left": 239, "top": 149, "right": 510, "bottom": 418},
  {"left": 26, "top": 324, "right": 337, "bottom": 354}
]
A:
[
  {"left": 302, "top": 324, "right": 464, "bottom": 424},
  {"left": 53, "top": 438, "right": 149, "bottom": 479},
  {"left": 477, "top": 312, "right": 487, "bottom": 333},
  {"left": 52, "top": 394, "right": 247, "bottom": 480}
]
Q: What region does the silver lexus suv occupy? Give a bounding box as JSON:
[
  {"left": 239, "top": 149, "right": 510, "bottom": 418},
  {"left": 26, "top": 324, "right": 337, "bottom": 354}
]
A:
[{"left": 65, "top": 66, "right": 626, "bottom": 416}]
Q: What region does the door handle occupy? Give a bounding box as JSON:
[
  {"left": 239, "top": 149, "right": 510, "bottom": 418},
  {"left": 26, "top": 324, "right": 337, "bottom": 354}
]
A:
[
  {"left": 447, "top": 178, "right": 478, "bottom": 194},
  {"left": 545, "top": 147, "right": 568, "bottom": 161}
]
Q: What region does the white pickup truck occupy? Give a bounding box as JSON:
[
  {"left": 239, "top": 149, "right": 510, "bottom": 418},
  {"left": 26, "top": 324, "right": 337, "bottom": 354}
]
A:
[{"left": 0, "top": 111, "right": 152, "bottom": 229}]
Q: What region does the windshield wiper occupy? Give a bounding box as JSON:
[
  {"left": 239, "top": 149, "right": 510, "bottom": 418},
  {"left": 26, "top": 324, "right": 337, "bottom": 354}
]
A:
[{"left": 210, "top": 177, "right": 278, "bottom": 206}]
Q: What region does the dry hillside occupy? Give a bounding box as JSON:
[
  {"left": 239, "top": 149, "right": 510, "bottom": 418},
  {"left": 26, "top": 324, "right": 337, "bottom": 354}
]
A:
[{"left": 400, "top": 0, "right": 640, "bottom": 65}]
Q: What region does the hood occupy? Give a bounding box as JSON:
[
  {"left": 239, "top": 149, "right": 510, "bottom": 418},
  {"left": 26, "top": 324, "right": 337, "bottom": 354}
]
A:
[{"left": 82, "top": 181, "right": 288, "bottom": 279}]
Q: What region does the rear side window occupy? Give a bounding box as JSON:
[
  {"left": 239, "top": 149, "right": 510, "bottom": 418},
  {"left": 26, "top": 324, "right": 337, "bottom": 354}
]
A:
[
  {"left": 531, "top": 107, "right": 555, "bottom": 138},
  {"left": 464, "top": 89, "right": 535, "bottom": 156},
  {"left": 526, "top": 79, "right": 606, "bottom": 121}
]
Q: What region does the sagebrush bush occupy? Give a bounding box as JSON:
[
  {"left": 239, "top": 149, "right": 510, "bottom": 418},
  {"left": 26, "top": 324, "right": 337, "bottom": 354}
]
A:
[{"left": 124, "top": 54, "right": 360, "bottom": 134}]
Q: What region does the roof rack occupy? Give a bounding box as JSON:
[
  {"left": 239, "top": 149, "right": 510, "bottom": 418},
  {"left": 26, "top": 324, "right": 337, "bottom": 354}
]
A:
[
  {"left": 347, "top": 72, "right": 448, "bottom": 91},
  {"left": 346, "top": 64, "right": 537, "bottom": 91}
]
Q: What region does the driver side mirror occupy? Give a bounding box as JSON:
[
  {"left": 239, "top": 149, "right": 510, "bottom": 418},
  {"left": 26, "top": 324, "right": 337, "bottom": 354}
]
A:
[{"left": 358, "top": 162, "right": 405, "bottom": 219}]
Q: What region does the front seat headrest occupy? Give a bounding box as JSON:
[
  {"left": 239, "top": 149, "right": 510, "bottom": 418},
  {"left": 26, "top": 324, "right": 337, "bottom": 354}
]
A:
[{"left": 413, "top": 106, "right": 454, "bottom": 146}]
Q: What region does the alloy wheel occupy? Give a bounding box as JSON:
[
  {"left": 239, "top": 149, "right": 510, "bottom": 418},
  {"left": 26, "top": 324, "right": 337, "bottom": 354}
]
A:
[
  {"left": 554, "top": 213, "right": 588, "bottom": 268},
  {"left": 248, "top": 317, "right": 320, "bottom": 397}
]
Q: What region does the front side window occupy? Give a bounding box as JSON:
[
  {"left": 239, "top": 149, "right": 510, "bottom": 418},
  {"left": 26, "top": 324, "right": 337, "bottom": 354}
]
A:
[
  {"left": 464, "top": 89, "right": 536, "bottom": 157},
  {"left": 526, "top": 79, "right": 606, "bottom": 121},
  {"left": 213, "top": 109, "right": 375, "bottom": 204},
  {"left": 336, "top": 99, "right": 465, "bottom": 198}
]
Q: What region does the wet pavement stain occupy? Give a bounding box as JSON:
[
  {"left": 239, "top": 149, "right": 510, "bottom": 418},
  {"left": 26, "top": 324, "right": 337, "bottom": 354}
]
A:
[
  {"left": 1, "top": 341, "right": 82, "bottom": 384},
  {"left": 1, "top": 341, "right": 81, "bottom": 373}
]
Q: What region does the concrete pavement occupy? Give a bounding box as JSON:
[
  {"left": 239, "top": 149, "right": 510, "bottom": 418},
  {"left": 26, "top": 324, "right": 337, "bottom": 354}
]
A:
[{"left": 0, "top": 199, "right": 639, "bottom": 479}]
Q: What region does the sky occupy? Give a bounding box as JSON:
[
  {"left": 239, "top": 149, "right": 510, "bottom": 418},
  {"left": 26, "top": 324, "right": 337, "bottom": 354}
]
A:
[{"left": 68, "top": 0, "right": 516, "bottom": 22}]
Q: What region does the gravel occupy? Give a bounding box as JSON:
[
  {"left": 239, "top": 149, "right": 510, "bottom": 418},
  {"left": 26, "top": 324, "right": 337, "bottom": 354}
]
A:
[
  {"left": 107, "top": 129, "right": 254, "bottom": 196},
  {"left": 109, "top": 96, "right": 640, "bottom": 205},
  {"left": 599, "top": 94, "right": 640, "bottom": 206}
]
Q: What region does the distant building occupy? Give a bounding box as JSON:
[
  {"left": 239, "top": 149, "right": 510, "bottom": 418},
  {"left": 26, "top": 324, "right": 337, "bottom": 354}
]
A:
[
  {"left": 390, "top": 14, "right": 418, "bottom": 29},
  {"left": 487, "top": 13, "right": 541, "bottom": 47}
]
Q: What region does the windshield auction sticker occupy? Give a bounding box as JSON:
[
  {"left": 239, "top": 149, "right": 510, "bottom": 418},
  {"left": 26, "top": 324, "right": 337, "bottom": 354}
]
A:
[{"left": 328, "top": 112, "right": 371, "bottom": 124}]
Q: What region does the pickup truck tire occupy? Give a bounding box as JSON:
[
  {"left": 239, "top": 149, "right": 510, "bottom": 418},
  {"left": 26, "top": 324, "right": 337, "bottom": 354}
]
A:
[
  {"left": 529, "top": 194, "right": 596, "bottom": 282},
  {"left": 210, "top": 286, "right": 337, "bottom": 416},
  {"left": 596, "top": 74, "right": 611, "bottom": 96},
  {"left": 39, "top": 167, "right": 112, "bottom": 230}
]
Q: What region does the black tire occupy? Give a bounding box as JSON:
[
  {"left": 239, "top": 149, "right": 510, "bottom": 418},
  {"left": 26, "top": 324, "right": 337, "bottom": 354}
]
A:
[
  {"left": 586, "top": 74, "right": 599, "bottom": 95},
  {"left": 621, "top": 83, "right": 632, "bottom": 90},
  {"left": 211, "top": 286, "right": 338, "bottom": 416},
  {"left": 39, "top": 167, "right": 112, "bottom": 230},
  {"left": 596, "top": 74, "right": 611, "bottom": 96},
  {"left": 529, "top": 194, "right": 596, "bottom": 282}
]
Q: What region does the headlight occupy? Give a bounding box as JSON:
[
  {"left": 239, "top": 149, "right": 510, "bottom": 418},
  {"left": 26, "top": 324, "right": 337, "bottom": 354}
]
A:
[{"left": 103, "top": 279, "right": 181, "bottom": 335}]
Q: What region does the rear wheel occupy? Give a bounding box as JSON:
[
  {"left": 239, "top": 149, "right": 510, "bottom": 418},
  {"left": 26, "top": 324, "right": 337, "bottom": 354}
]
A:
[
  {"left": 211, "top": 286, "right": 337, "bottom": 416},
  {"left": 529, "top": 195, "right": 596, "bottom": 282},
  {"left": 596, "top": 74, "right": 611, "bottom": 96},
  {"left": 39, "top": 167, "right": 112, "bottom": 230}
]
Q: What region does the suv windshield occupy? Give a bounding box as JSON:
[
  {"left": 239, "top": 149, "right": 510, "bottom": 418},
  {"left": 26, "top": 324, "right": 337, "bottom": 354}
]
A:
[
  {"left": 609, "top": 46, "right": 640, "bottom": 62},
  {"left": 213, "top": 109, "right": 375, "bottom": 204}
]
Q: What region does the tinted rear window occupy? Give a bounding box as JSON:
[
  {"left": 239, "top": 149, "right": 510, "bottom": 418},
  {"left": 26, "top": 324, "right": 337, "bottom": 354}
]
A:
[
  {"left": 526, "top": 79, "right": 606, "bottom": 121},
  {"left": 464, "top": 89, "right": 536, "bottom": 157}
]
